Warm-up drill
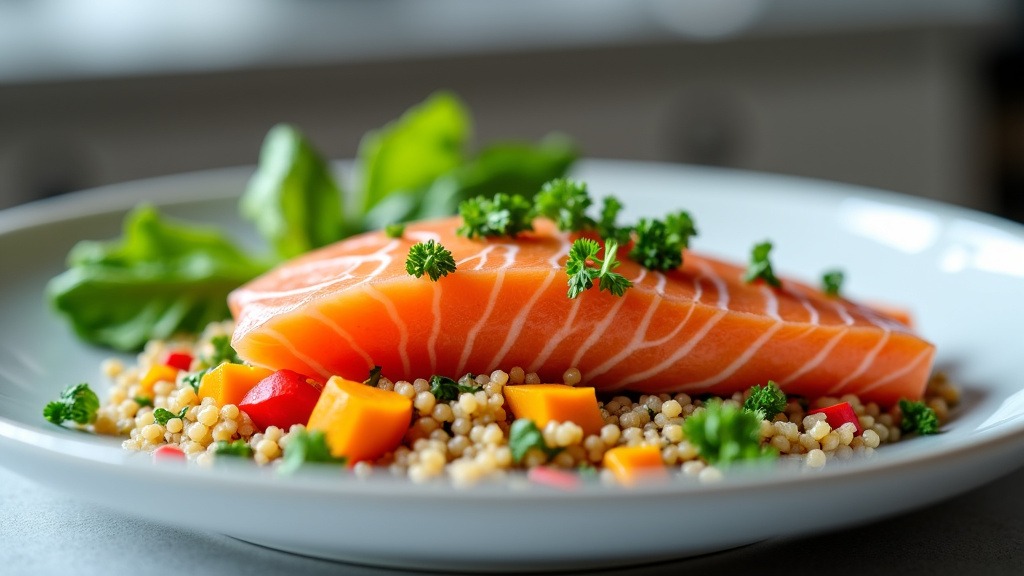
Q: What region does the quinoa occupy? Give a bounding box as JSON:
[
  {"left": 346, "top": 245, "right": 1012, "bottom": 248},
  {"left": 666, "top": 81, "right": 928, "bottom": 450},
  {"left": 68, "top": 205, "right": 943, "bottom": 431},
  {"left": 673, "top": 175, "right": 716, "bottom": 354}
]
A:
[{"left": 91, "top": 322, "right": 959, "bottom": 486}]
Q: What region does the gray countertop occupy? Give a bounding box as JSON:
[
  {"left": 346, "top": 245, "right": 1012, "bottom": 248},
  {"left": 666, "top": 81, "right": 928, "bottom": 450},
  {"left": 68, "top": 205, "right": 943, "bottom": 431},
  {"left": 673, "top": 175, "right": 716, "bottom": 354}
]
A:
[{"left": 3, "top": 463, "right": 1023, "bottom": 575}]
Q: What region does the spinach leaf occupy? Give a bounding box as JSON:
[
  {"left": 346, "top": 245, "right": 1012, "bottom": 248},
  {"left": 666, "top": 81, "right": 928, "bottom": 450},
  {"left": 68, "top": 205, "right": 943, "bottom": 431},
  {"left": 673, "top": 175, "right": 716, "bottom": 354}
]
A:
[
  {"left": 241, "top": 123, "right": 348, "bottom": 259},
  {"left": 46, "top": 205, "right": 270, "bottom": 351}
]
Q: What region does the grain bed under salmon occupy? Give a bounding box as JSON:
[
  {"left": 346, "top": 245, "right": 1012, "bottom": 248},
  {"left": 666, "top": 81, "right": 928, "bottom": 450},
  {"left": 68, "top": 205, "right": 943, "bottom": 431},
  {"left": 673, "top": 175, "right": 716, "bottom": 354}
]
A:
[{"left": 91, "top": 324, "right": 958, "bottom": 485}]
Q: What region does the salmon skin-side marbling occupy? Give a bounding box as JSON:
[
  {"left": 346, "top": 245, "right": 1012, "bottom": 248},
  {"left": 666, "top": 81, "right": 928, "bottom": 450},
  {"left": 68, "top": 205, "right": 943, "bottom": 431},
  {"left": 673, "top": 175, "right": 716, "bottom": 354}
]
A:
[{"left": 229, "top": 217, "right": 935, "bottom": 405}]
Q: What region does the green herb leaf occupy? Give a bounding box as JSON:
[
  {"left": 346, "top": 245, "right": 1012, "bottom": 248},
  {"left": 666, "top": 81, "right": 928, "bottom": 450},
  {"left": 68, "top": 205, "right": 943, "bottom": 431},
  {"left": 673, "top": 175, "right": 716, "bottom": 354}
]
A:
[
  {"left": 743, "top": 241, "right": 782, "bottom": 288},
  {"left": 898, "top": 399, "right": 940, "bottom": 435},
  {"left": 46, "top": 206, "right": 270, "bottom": 351},
  {"left": 358, "top": 91, "right": 471, "bottom": 214},
  {"left": 533, "top": 178, "right": 595, "bottom": 233},
  {"left": 384, "top": 223, "right": 406, "bottom": 239},
  {"left": 822, "top": 269, "right": 844, "bottom": 297},
  {"left": 742, "top": 381, "right": 787, "bottom": 420},
  {"left": 406, "top": 240, "right": 457, "bottom": 281},
  {"left": 566, "top": 238, "right": 632, "bottom": 299},
  {"left": 429, "top": 374, "right": 481, "bottom": 402},
  {"left": 597, "top": 196, "right": 630, "bottom": 246},
  {"left": 629, "top": 211, "right": 698, "bottom": 271},
  {"left": 457, "top": 193, "right": 534, "bottom": 239},
  {"left": 153, "top": 407, "right": 188, "bottom": 425},
  {"left": 365, "top": 365, "right": 383, "bottom": 387},
  {"left": 213, "top": 439, "right": 254, "bottom": 458},
  {"left": 207, "top": 335, "right": 241, "bottom": 366},
  {"left": 182, "top": 369, "right": 207, "bottom": 394},
  {"left": 43, "top": 383, "right": 100, "bottom": 426},
  {"left": 279, "top": 429, "right": 347, "bottom": 475},
  {"left": 508, "top": 419, "right": 559, "bottom": 463},
  {"left": 241, "top": 123, "right": 348, "bottom": 260},
  {"left": 683, "top": 399, "right": 776, "bottom": 466},
  {"left": 134, "top": 396, "right": 153, "bottom": 408}
]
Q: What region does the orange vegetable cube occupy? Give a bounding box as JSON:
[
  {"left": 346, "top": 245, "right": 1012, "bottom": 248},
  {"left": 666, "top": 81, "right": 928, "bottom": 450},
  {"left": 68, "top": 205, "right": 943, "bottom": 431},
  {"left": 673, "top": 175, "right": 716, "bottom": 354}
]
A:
[
  {"left": 503, "top": 384, "right": 606, "bottom": 436},
  {"left": 140, "top": 364, "right": 180, "bottom": 395},
  {"left": 197, "top": 364, "right": 274, "bottom": 406},
  {"left": 603, "top": 445, "right": 668, "bottom": 486},
  {"left": 305, "top": 376, "right": 413, "bottom": 463}
]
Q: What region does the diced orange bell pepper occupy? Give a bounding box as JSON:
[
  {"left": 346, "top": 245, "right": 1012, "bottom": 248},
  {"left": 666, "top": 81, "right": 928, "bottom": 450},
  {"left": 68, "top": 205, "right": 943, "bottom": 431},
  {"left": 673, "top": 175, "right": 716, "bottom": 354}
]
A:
[
  {"left": 197, "top": 364, "right": 274, "bottom": 406},
  {"left": 603, "top": 445, "right": 668, "bottom": 486},
  {"left": 140, "top": 364, "right": 180, "bottom": 395},
  {"left": 305, "top": 376, "right": 413, "bottom": 464},
  {"left": 503, "top": 384, "right": 606, "bottom": 436}
]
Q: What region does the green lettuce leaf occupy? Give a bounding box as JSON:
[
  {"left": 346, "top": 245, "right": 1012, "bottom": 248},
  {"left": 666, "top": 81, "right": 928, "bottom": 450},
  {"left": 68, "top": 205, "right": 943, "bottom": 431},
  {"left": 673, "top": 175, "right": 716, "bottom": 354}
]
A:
[
  {"left": 241, "top": 124, "right": 347, "bottom": 259},
  {"left": 46, "top": 205, "right": 270, "bottom": 351}
]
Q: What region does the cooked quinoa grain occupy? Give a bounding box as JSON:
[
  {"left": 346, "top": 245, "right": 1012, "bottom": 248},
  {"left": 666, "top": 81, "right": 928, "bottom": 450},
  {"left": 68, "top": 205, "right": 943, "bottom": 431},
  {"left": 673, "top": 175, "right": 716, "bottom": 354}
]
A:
[{"left": 91, "top": 324, "right": 959, "bottom": 485}]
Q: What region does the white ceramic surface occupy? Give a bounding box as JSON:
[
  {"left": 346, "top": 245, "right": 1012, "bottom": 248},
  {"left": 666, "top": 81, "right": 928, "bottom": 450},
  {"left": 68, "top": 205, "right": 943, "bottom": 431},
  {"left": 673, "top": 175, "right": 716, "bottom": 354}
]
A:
[{"left": 2, "top": 160, "right": 1024, "bottom": 572}]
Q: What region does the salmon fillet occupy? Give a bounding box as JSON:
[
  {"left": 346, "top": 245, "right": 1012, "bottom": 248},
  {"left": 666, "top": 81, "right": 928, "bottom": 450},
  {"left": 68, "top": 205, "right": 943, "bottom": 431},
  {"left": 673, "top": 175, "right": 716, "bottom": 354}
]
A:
[{"left": 229, "top": 217, "right": 935, "bottom": 405}]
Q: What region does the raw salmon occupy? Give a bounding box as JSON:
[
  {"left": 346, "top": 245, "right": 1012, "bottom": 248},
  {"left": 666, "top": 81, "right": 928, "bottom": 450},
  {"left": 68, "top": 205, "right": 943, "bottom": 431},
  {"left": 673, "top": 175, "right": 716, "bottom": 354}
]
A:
[{"left": 228, "top": 217, "right": 935, "bottom": 405}]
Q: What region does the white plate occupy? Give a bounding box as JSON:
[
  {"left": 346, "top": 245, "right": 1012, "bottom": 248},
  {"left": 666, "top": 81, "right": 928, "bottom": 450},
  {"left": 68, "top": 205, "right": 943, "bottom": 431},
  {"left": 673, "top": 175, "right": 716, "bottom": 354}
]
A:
[{"left": 2, "top": 160, "right": 1024, "bottom": 572}]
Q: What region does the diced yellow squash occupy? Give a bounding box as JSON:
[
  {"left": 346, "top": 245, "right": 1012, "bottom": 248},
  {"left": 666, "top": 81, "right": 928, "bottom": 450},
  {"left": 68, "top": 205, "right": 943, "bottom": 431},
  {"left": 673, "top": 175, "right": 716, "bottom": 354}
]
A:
[
  {"left": 305, "top": 376, "right": 413, "bottom": 463},
  {"left": 503, "top": 384, "right": 606, "bottom": 436},
  {"left": 197, "top": 363, "right": 274, "bottom": 406},
  {"left": 603, "top": 445, "right": 668, "bottom": 486},
  {"left": 140, "top": 364, "right": 180, "bottom": 395}
]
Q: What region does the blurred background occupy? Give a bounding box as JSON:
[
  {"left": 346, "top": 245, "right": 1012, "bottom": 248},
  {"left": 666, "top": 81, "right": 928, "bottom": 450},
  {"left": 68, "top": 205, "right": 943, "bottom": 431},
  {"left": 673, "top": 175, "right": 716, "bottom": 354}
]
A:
[{"left": 0, "top": 0, "right": 1021, "bottom": 220}]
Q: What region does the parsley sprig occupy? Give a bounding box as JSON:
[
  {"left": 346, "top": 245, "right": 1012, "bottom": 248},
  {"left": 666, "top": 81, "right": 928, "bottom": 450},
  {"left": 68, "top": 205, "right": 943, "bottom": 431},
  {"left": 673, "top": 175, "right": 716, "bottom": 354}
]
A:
[
  {"left": 533, "top": 178, "right": 594, "bottom": 233},
  {"left": 429, "top": 374, "right": 482, "bottom": 402},
  {"left": 508, "top": 419, "right": 561, "bottom": 463},
  {"left": 406, "top": 239, "right": 457, "bottom": 281},
  {"left": 566, "top": 238, "right": 632, "bottom": 299},
  {"left": 629, "top": 210, "right": 697, "bottom": 271},
  {"left": 742, "top": 381, "right": 787, "bottom": 420},
  {"left": 457, "top": 193, "right": 534, "bottom": 239},
  {"left": 684, "top": 399, "right": 777, "bottom": 466},
  {"left": 822, "top": 269, "right": 844, "bottom": 296},
  {"left": 744, "top": 241, "right": 781, "bottom": 287},
  {"left": 898, "top": 399, "right": 940, "bottom": 435},
  {"left": 43, "top": 383, "right": 100, "bottom": 426}
]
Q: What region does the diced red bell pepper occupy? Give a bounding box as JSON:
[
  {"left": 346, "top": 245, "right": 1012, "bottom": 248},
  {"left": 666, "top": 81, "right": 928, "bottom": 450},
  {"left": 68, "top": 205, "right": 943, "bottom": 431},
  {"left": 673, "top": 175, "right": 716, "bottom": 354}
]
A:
[
  {"left": 527, "top": 466, "right": 582, "bottom": 490},
  {"left": 239, "top": 369, "right": 322, "bottom": 432},
  {"left": 152, "top": 445, "right": 186, "bottom": 461},
  {"left": 163, "top": 351, "right": 194, "bottom": 371},
  {"left": 808, "top": 401, "right": 863, "bottom": 435}
]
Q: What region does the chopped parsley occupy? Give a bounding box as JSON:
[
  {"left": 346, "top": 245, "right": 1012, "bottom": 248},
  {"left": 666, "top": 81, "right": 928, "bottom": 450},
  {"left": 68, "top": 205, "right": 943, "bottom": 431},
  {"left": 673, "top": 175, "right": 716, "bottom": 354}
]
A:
[
  {"left": 134, "top": 396, "right": 153, "bottom": 408},
  {"left": 898, "top": 399, "right": 940, "bottom": 435},
  {"left": 429, "top": 374, "right": 482, "bottom": 402},
  {"left": 508, "top": 419, "right": 560, "bottom": 463},
  {"left": 629, "top": 210, "right": 697, "bottom": 271},
  {"left": 43, "top": 383, "right": 100, "bottom": 426},
  {"left": 153, "top": 407, "right": 188, "bottom": 425},
  {"left": 742, "top": 381, "right": 787, "bottom": 420},
  {"left": 181, "top": 369, "right": 208, "bottom": 394},
  {"left": 822, "top": 269, "right": 844, "bottom": 297},
  {"left": 566, "top": 238, "right": 632, "bottom": 299},
  {"left": 207, "top": 335, "right": 241, "bottom": 366},
  {"left": 364, "top": 365, "right": 383, "bottom": 387},
  {"left": 457, "top": 193, "right": 534, "bottom": 239},
  {"left": 213, "top": 439, "right": 254, "bottom": 458},
  {"left": 405, "top": 239, "right": 457, "bottom": 281},
  {"left": 278, "top": 429, "right": 347, "bottom": 474},
  {"left": 743, "top": 241, "right": 782, "bottom": 288},
  {"left": 533, "top": 178, "right": 594, "bottom": 233},
  {"left": 384, "top": 223, "right": 406, "bottom": 239},
  {"left": 683, "top": 399, "right": 776, "bottom": 466}
]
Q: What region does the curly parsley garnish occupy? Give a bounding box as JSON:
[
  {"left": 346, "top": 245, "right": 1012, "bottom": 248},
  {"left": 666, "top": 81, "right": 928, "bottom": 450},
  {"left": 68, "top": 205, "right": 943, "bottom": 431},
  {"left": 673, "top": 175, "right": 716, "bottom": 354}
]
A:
[
  {"left": 182, "top": 369, "right": 208, "bottom": 394},
  {"left": 822, "top": 269, "right": 844, "bottom": 297},
  {"left": 684, "top": 399, "right": 777, "bottom": 466},
  {"left": 566, "top": 238, "right": 632, "bottom": 299},
  {"left": 629, "top": 210, "right": 697, "bottom": 271},
  {"left": 457, "top": 193, "right": 534, "bottom": 239},
  {"left": 597, "top": 196, "right": 630, "bottom": 245},
  {"left": 429, "top": 374, "right": 482, "bottom": 402},
  {"left": 742, "top": 381, "right": 787, "bottom": 420},
  {"left": 405, "top": 239, "right": 457, "bottom": 281},
  {"left": 898, "top": 399, "right": 940, "bottom": 435},
  {"left": 533, "top": 178, "right": 594, "bottom": 233},
  {"left": 743, "top": 241, "right": 782, "bottom": 288},
  {"left": 508, "top": 419, "right": 560, "bottom": 463},
  {"left": 43, "top": 383, "right": 100, "bottom": 426}
]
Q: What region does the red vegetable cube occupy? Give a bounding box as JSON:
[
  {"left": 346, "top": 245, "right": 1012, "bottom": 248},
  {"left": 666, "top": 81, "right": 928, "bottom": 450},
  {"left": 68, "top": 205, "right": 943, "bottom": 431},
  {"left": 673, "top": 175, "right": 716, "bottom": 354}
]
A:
[
  {"left": 152, "top": 445, "right": 186, "bottom": 461},
  {"left": 527, "top": 466, "right": 582, "bottom": 491},
  {"left": 808, "top": 401, "right": 863, "bottom": 435},
  {"left": 239, "top": 369, "right": 322, "bottom": 432},
  {"left": 163, "top": 351, "right": 193, "bottom": 371}
]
